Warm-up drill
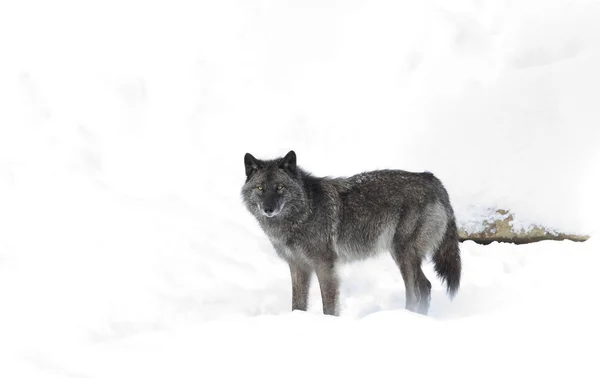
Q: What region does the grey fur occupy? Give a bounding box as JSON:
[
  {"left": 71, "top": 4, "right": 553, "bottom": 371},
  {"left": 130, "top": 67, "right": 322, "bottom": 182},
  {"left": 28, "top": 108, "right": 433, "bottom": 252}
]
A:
[{"left": 241, "top": 150, "right": 461, "bottom": 316}]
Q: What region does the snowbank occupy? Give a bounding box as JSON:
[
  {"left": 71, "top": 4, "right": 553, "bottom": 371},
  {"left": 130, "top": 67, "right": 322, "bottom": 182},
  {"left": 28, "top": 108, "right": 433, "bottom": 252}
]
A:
[
  {"left": 5, "top": 240, "right": 600, "bottom": 378},
  {"left": 1, "top": 0, "right": 599, "bottom": 234}
]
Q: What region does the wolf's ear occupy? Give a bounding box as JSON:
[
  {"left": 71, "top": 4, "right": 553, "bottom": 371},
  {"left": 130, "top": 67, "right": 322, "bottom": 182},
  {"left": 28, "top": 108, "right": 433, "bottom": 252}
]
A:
[
  {"left": 244, "top": 153, "right": 261, "bottom": 178},
  {"left": 278, "top": 150, "right": 296, "bottom": 174}
]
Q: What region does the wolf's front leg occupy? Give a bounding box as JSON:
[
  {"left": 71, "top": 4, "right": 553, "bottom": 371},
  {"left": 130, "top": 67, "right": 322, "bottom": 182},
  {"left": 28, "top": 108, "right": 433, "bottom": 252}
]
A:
[
  {"left": 315, "top": 261, "right": 339, "bottom": 316},
  {"left": 289, "top": 263, "right": 312, "bottom": 312}
]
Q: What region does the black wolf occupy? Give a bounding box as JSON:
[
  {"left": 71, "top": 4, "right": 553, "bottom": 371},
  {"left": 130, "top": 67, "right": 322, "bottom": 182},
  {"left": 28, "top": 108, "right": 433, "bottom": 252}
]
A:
[{"left": 241, "top": 150, "right": 461, "bottom": 316}]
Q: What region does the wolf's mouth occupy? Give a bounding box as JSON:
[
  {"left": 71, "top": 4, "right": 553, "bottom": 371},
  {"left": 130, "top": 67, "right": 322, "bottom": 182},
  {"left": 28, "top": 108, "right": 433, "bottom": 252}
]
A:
[{"left": 258, "top": 203, "right": 283, "bottom": 218}]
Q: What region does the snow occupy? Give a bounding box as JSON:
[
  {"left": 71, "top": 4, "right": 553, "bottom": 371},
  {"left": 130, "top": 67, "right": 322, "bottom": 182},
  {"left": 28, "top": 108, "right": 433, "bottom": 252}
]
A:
[
  {"left": 5, "top": 239, "right": 600, "bottom": 377},
  {"left": 1, "top": 0, "right": 600, "bottom": 376}
]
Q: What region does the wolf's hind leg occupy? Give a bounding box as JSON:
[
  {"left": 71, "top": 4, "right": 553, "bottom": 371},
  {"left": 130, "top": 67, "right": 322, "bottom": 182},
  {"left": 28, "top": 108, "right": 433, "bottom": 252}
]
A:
[
  {"left": 391, "top": 235, "right": 431, "bottom": 315},
  {"left": 289, "top": 263, "right": 312, "bottom": 312},
  {"left": 416, "top": 268, "right": 432, "bottom": 315}
]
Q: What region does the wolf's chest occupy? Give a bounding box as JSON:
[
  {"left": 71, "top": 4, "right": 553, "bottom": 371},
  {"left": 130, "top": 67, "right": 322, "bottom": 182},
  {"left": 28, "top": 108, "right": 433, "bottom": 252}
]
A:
[
  {"left": 269, "top": 236, "right": 309, "bottom": 265},
  {"left": 276, "top": 245, "right": 297, "bottom": 261}
]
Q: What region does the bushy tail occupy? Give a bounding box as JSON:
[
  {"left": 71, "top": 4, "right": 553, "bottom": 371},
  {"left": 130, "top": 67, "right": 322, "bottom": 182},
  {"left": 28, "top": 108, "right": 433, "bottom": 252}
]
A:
[{"left": 433, "top": 217, "right": 461, "bottom": 298}]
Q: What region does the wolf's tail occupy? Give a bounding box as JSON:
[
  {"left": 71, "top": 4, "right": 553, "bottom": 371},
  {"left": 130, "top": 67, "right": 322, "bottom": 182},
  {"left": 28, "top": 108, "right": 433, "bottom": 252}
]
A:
[{"left": 433, "top": 216, "right": 461, "bottom": 298}]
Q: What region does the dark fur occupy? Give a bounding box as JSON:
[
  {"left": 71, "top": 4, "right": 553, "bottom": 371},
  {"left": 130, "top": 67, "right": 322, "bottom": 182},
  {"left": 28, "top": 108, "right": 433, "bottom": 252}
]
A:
[{"left": 241, "top": 150, "right": 461, "bottom": 316}]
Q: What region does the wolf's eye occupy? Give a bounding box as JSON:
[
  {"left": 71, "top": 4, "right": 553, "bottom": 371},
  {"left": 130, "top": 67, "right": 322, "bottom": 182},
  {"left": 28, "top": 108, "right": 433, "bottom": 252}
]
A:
[
  {"left": 257, "top": 185, "right": 263, "bottom": 191},
  {"left": 277, "top": 184, "right": 284, "bottom": 191}
]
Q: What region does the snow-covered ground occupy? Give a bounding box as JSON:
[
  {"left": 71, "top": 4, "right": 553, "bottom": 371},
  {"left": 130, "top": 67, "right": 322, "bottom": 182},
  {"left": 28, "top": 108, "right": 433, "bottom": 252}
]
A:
[
  {"left": 1, "top": 0, "right": 599, "bottom": 376},
  {"left": 4, "top": 238, "right": 600, "bottom": 377}
]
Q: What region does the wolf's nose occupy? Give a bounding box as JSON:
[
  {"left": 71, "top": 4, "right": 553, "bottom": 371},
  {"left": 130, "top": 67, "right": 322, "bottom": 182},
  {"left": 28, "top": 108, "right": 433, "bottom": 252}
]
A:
[{"left": 264, "top": 207, "right": 274, "bottom": 215}]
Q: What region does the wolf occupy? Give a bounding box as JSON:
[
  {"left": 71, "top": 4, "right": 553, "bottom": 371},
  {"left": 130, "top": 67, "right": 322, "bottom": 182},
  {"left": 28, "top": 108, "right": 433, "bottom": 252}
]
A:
[{"left": 241, "top": 150, "right": 461, "bottom": 316}]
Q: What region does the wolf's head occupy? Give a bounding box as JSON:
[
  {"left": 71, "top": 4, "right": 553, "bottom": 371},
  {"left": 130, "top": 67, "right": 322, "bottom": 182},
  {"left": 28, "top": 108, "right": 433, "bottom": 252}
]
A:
[{"left": 241, "top": 150, "right": 306, "bottom": 220}]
